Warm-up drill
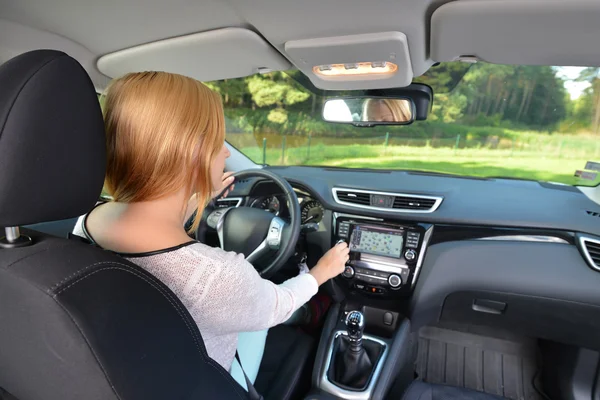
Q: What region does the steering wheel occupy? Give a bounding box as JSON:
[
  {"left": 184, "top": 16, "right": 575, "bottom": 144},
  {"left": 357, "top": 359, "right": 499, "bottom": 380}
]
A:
[{"left": 195, "top": 169, "right": 301, "bottom": 279}]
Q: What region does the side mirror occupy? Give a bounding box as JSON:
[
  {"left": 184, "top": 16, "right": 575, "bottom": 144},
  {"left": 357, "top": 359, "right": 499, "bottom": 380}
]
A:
[{"left": 322, "top": 97, "right": 415, "bottom": 126}]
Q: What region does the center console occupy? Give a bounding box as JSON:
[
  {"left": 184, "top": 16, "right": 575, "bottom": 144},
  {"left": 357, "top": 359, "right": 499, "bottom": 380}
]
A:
[
  {"left": 307, "top": 304, "right": 413, "bottom": 400},
  {"left": 334, "top": 214, "right": 433, "bottom": 296},
  {"left": 303, "top": 214, "right": 431, "bottom": 399}
]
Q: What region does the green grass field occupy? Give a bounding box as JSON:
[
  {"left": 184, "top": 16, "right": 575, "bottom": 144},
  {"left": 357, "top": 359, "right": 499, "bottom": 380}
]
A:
[{"left": 228, "top": 133, "right": 600, "bottom": 186}]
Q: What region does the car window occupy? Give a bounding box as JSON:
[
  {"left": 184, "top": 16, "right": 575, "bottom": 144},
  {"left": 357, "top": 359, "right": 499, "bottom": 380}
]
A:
[{"left": 214, "top": 63, "right": 598, "bottom": 186}]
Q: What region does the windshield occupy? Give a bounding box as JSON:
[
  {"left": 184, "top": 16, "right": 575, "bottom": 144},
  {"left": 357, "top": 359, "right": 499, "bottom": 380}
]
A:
[{"left": 212, "top": 62, "right": 600, "bottom": 186}]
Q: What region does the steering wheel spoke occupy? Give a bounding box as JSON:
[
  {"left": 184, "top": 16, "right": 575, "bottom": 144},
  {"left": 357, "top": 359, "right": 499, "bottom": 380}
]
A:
[
  {"left": 206, "top": 208, "right": 227, "bottom": 230},
  {"left": 245, "top": 217, "right": 287, "bottom": 263},
  {"left": 266, "top": 217, "right": 286, "bottom": 250}
]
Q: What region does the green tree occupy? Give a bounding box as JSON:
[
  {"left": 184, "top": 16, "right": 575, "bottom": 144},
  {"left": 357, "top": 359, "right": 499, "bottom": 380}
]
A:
[
  {"left": 430, "top": 92, "right": 467, "bottom": 123},
  {"left": 451, "top": 63, "right": 567, "bottom": 129},
  {"left": 577, "top": 68, "right": 600, "bottom": 134},
  {"left": 246, "top": 72, "right": 310, "bottom": 130}
]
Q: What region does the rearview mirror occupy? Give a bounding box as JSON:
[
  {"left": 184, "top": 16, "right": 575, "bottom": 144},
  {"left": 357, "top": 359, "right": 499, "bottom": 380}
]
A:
[{"left": 322, "top": 97, "right": 414, "bottom": 126}]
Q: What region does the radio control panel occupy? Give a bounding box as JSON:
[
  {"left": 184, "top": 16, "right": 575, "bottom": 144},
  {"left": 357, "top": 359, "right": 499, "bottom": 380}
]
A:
[{"left": 334, "top": 215, "right": 432, "bottom": 296}]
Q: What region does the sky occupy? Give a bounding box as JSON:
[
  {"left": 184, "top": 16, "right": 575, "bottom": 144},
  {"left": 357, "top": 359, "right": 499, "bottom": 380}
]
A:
[{"left": 557, "top": 66, "right": 592, "bottom": 99}]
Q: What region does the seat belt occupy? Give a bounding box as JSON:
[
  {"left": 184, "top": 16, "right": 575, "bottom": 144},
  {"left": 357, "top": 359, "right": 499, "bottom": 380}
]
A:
[{"left": 235, "top": 351, "right": 264, "bottom": 400}]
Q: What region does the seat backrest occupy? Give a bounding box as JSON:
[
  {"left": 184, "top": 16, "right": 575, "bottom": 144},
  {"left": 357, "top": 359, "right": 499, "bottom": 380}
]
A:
[{"left": 0, "top": 50, "right": 249, "bottom": 400}]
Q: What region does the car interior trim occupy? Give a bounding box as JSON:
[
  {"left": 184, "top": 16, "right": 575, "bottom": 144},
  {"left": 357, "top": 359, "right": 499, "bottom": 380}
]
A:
[
  {"left": 578, "top": 234, "right": 600, "bottom": 271},
  {"left": 332, "top": 212, "right": 384, "bottom": 236},
  {"left": 216, "top": 197, "right": 243, "bottom": 207},
  {"left": 332, "top": 187, "right": 443, "bottom": 214},
  {"left": 411, "top": 225, "right": 434, "bottom": 287},
  {"left": 476, "top": 235, "right": 569, "bottom": 244},
  {"left": 318, "top": 330, "right": 389, "bottom": 400}
]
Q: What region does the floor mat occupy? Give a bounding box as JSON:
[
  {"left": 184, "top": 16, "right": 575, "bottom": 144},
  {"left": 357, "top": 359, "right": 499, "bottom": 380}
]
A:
[{"left": 416, "top": 325, "right": 542, "bottom": 400}]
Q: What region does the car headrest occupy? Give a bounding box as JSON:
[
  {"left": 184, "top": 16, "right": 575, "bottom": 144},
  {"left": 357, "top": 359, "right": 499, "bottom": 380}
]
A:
[{"left": 0, "top": 50, "right": 106, "bottom": 227}]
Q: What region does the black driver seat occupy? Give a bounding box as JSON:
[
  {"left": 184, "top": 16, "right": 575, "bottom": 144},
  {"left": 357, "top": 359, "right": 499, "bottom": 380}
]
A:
[{"left": 0, "top": 50, "right": 251, "bottom": 399}]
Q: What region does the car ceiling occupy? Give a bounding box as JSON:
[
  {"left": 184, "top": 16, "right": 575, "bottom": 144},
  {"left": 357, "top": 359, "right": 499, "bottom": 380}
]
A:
[{"left": 1, "top": 0, "right": 600, "bottom": 91}]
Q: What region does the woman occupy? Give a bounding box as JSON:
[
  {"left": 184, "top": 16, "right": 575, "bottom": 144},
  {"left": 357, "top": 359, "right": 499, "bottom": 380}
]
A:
[
  {"left": 363, "top": 98, "right": 411, "bottom": 122},
  {"left": 72, "top": 71, "right": 348, "bottom": 390}
]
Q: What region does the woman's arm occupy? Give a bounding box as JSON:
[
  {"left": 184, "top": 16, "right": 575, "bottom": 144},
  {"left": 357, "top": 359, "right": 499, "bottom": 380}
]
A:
[
  {"left": 162, "top": 241, "right": 347, "bottom": 336},
  {"left": 195, "top": 252, "right": 318, "bottom": 335}
]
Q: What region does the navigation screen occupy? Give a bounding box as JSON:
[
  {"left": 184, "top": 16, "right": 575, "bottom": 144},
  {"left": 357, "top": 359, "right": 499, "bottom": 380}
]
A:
[{"left": 349, "top": 225, "right": 404, "bottom": 258}]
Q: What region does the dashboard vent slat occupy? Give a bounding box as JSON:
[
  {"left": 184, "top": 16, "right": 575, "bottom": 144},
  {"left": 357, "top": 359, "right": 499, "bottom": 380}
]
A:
[
  {"left": 216, "top": 197, "right": 242, "bottom": 208},
  {"left": 587, "top": 251, "right": 600, "bottom": 260},
  {"left": 336, "top": 191, "right": 371, "bottom": 206},
  {"left": 333, "top": 188, "right": 442, "bottom": 213},
  {"left": 580, "top": 236, "right": 600, "bottom": 271},
  {"left": 393, "top": 197, "right": 437, "bottom": 210}
]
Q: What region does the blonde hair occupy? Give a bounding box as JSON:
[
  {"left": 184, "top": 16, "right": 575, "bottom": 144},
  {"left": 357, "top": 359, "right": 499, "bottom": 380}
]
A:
[
  {"left": 101, "top": 71, "right": 225, "bottom": 232},
  {"left": 363, "top": 98, "right": 411, "bottom": 122}
]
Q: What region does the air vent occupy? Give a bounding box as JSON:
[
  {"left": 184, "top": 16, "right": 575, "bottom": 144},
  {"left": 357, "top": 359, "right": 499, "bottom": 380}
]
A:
[
  {"left": 579, "top": 236, "right": 600, "bottom": 271},
  {"left": 586, "top": 210, "right": 600, "bottom": 218},
  {"left": 332, "top": 188, "right": 442, "bottom": 213},
  {"left": 393, "top": 196, "right": 437, "bottom": 210},
  {"left": 335, "top": 191, "right": 371, "bottom": 206},
  {"left": 216, "top": 197, "right": 242, "bottom": 208}
]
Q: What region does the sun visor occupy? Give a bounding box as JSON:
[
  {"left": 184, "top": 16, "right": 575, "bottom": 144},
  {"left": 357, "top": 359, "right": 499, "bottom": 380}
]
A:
[
  {"left": 431, "top": 0, "right": 600, "bottom": 66},
  {"left": 284, "top": 32, "right": 413, "bottom": 90},
  {"left": 97, "top": 28, "right": 291, "bottom": 82}
]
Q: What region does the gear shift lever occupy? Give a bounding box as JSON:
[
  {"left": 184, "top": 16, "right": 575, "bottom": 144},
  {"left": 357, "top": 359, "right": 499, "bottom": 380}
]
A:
[
  {"left": 345, "top": 311, "right": 365, "bottom": 348},
  {"left": 332, "top": 310, "right": 375, "bottom": 389}
]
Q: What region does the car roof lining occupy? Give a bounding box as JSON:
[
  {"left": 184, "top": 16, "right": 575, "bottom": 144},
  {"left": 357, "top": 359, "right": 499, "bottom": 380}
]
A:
[
  {"left": 97, "top": 28, "right": 292, "bottom": 83},
  {"left": 432, "top": 0, "right": 600, "bottom": 67},
  {"left": 2, "top": 0, "right": 600, "bottom": 90}
]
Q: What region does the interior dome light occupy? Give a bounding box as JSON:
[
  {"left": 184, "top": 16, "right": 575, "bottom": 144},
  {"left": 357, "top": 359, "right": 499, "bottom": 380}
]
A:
[{"left": 313, "top": 61, "right": 398, "bottom": 80}]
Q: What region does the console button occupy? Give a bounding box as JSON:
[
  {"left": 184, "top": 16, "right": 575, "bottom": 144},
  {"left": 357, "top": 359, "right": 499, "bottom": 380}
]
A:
[
  {"left": 371, "top": 194, "right": 393, "bottom": 208},
  {"left": 365, "top": 286, "right": 386, "bottom": 294},
  {"left": 342, "top": 265, "right": 355, "bottom": 278},
  {"left": 404, "top": 249, "right": 417, "bottom": 261},
  {"left": 373, "top": 271, "right": 389, "bottom": 279},
  {"left": 383, "top": 312, "right": 394, "bottom": 326},
  {"left": 362, "top": 275, "right": 377, "bottom": 284},
  {"left": 388, "top": 274, "right": 402, "bottom": 289},
  {"left": 354, "top": 283, "right": 365, "bottom": 290},
  {"left": 400, "top": 268, "right": 410, "bottom": 282}
]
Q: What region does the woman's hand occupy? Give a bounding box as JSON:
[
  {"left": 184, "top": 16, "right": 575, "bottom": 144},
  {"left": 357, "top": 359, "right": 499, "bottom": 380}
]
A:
[
  {"left": 309, "top": 241, "right": 350, "bottom": 286},
  {"left": 212, "top": 171, "right": 235, "bottom": 200}
]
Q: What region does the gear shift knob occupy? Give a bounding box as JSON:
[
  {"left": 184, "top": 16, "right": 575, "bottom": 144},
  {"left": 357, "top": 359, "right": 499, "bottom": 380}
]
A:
[{"left": 345, "top": 311, "right": 365, "bottom": 342}]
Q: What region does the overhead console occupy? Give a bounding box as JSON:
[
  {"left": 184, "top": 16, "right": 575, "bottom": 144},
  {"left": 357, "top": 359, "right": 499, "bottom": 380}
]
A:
[
  {"left": 334, "top": 214, "right": 433, "bottom": 297},
  {"left": 284, "top": 31, "right": 413, "bottom": 91}
]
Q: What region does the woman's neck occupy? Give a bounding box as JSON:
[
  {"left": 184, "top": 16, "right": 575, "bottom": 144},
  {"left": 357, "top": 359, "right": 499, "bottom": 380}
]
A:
[
  {"left": 86, "top": 189, "right": 194, "bottom": 254},
  {"left": 121, "top": 189, "right": 189, "bottom": 227}
]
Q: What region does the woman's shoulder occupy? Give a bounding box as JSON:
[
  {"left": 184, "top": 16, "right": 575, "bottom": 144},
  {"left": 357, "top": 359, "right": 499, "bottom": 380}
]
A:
[
  {"left": 130, "top": 241, "right": 246, "bottom": 267},
  {"left": 71, "top": 207, "right": 248, "bottom": 269},
  {"left": 178, "top": 242, "right": 246, "bottom": 265}
]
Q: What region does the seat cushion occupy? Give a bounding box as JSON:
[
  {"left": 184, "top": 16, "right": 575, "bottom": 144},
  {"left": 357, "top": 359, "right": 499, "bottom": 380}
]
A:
[{"left": 401, "top": 381, "right": 508, "bottom": 400}]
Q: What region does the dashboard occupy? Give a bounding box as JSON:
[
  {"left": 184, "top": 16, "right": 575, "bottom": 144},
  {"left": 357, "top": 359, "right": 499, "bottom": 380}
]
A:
[
  {"left": 243, "top": 180, "right": 326, "bottom": 225},
  {"left": 249, "top": 194, "right": 325, "bottom": 225},
  {"left": 222, "top": 166, "right": 600, "bottom": 351}
]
